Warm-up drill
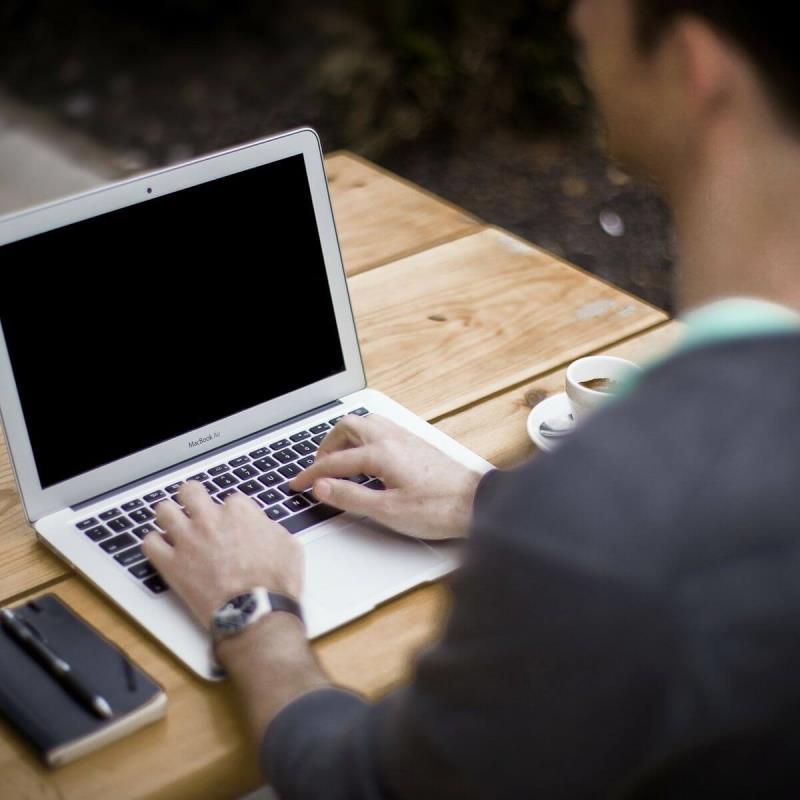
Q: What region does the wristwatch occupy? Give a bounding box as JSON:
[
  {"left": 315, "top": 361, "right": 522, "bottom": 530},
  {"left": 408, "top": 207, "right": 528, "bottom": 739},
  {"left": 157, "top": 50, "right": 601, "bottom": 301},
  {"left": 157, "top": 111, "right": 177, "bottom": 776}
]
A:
[{"left": 211, "top": 587, "right": 304, "bottom": 642}]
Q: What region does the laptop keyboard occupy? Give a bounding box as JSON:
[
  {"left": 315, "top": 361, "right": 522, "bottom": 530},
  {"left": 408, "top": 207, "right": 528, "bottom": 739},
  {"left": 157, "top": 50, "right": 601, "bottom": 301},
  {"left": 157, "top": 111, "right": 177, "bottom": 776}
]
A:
[{"left": 73, "top": 407, "right": 385, "bottom": 596}]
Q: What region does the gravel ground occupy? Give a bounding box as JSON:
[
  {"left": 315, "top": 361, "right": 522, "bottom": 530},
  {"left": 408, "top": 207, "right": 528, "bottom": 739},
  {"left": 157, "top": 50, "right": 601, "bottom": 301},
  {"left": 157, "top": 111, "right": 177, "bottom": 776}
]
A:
[{"left": 0, "top": 1, "right": 675, "bottom": 311}]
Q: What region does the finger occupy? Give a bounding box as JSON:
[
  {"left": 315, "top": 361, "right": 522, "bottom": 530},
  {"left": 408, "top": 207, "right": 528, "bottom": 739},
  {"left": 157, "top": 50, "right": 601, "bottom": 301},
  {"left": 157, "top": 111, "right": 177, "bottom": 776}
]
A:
[
  {"left": 316, "top": 414, "right": 382, "bottom": 458},
  {"left": 289, "top": 446, "right": 380, "bottom": 491},
  {"left": 223, "top": 489, "right": 264, "bottom": 521},
  {"left": 141, "top": 531, "right": 175, "bottom": 575},
  {"left": 178, "top": 479, "right": 220, "bottom": 523},
  {"left": 154, "top": 499, "right": 191, "bottom": 541},
  {"left": 313, "top": 477, "right": 387, "bottom": 517}
]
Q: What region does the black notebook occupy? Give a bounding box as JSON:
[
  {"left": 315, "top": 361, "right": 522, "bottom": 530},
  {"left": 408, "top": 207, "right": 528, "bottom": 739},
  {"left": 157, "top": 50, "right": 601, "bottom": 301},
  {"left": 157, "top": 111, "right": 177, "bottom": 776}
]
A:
[{"left": 0, "top": 593, "right": 166, "bottom": 767}]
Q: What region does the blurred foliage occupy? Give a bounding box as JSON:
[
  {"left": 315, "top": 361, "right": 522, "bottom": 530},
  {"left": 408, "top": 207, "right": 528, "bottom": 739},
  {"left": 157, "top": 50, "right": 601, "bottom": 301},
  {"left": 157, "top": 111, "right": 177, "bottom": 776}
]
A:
[{"left": 313, "top": 0, "right": 586, "bottom": 156}]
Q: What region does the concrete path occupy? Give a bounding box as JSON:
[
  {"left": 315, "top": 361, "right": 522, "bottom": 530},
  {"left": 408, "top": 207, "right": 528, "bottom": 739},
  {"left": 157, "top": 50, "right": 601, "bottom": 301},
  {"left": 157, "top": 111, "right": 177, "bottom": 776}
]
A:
[{"left": 0, "top": 92, "right": 120, "bottom": 217}]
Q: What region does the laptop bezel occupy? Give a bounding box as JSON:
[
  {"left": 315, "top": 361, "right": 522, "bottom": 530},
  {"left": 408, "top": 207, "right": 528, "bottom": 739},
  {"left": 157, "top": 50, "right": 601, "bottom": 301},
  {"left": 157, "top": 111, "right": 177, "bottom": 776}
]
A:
[{"left": 0, "top": 127, "right": 366, "bottom": 523}]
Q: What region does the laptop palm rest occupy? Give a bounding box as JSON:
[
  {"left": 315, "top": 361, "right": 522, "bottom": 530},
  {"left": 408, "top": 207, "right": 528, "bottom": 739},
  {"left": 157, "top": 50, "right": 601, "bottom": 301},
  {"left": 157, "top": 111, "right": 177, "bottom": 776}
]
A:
[{"left": 303, "top": 519, "right": 445, "bottom": 613}]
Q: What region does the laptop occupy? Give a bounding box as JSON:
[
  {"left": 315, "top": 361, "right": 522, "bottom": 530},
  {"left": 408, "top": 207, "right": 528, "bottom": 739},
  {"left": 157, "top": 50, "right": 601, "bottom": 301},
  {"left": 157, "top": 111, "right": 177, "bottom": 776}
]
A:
[{"left": 0, "top": 128, "right": 492, "bottom": 680}]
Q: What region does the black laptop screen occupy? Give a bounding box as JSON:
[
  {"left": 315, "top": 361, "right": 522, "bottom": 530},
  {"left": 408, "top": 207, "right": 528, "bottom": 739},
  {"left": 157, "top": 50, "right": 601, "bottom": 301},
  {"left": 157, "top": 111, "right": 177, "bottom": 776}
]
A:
[{"left": 0, "top": 153, "right": 346, "bottom": 489}]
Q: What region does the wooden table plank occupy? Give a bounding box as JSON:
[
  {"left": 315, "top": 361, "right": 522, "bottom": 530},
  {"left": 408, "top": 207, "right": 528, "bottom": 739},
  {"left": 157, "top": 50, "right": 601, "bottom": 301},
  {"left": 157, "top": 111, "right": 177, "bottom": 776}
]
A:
[
  {"left": 353, "top": 226, "right": 667, "bottom": 420},
  {"left": 326, "top": 152, "right": 481, "bottom": 276},
  {"left": 2, "top": 323, "right": 681, "bottom": 800},
  {"left": 436, "top": 321, "right": 685, "bottom": 468},
  {"left": 0, "top": 577, "right": 449, "bottom": 800}
]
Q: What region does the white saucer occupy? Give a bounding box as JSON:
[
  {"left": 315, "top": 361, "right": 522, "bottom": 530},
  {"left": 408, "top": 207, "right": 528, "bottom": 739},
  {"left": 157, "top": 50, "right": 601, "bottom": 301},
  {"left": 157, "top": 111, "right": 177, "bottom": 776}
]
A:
[{"left": 526, "top": 392, "right": 574, "bottom": 453}]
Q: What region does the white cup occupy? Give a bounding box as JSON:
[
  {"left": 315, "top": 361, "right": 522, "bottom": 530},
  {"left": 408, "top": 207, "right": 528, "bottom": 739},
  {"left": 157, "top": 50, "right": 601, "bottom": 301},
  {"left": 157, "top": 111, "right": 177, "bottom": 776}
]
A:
[{"left": 565, "top": 356, "right": 641, "bottom": 424}]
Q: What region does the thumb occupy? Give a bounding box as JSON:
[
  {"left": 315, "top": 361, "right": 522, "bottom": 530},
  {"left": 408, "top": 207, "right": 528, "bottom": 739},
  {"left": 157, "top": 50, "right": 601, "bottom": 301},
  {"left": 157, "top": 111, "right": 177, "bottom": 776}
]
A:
[{"left": 314, "top": 478, "right": 384, "bottom": 517}]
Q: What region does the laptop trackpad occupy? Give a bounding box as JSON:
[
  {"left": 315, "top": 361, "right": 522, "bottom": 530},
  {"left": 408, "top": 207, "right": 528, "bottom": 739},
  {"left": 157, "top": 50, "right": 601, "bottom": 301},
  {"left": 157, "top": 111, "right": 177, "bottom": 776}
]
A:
[{"left": 303, "top": 519, "right": 444, "bottom": 613}]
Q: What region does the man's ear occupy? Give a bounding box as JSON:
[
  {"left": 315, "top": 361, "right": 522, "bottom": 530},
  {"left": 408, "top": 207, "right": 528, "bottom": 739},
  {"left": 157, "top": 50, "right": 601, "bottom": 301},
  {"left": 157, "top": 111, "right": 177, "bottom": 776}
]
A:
[{"left": 671, "top": 16, "right": 737, "bottom": 123}]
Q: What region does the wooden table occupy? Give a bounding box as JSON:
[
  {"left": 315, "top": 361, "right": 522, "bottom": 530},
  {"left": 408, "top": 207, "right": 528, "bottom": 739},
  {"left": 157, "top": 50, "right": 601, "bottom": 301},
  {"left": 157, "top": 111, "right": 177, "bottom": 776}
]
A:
[{"left": 0, "top": 152, "right": 681, "bottom": 799}]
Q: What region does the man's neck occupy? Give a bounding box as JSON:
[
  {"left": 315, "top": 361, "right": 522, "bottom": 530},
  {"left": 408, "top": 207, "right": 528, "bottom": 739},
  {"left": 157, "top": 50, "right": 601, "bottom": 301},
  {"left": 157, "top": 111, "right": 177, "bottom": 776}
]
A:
[{"left": 665, "top": 122, "right": 800, "bottom": 314}]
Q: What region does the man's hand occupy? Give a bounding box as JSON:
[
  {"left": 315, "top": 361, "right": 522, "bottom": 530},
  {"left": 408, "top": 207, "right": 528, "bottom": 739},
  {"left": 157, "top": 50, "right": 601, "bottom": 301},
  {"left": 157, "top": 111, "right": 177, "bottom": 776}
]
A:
[
  {"left": 141, "top": 480, "right": 303, "bottom": 629},
  {"left": 289, "top": 414, "right": 483, "bottom": 540}
]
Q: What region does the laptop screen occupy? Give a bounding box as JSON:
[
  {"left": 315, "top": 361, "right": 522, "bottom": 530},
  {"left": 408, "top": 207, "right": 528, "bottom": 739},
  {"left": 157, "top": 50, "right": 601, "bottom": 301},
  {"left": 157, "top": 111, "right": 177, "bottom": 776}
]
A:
[{"left": 0, "top": 153, "right": 346, "bottom": 489}]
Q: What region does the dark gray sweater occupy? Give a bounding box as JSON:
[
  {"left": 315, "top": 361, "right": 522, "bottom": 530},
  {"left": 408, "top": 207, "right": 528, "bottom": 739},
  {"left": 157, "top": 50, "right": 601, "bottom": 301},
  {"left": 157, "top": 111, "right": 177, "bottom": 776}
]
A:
[{"left": 260, "top": 335, "right": 800, "bottom": 799}]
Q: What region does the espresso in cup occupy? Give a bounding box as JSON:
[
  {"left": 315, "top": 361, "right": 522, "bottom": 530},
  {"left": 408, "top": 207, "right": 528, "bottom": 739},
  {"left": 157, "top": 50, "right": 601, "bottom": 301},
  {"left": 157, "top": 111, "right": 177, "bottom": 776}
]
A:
[{"left": 566, "top": 356, "right": 641, "bottom": 423}]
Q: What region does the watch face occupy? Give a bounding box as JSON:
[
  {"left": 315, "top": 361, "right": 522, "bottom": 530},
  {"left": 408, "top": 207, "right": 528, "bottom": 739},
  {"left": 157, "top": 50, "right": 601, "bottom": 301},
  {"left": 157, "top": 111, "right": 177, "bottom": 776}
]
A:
[
  {"left": 229, "top": 594, "right": 257, "bottom": 615},
  {"left": 214, "top": 592, "right": 260, "bottom": 634}
]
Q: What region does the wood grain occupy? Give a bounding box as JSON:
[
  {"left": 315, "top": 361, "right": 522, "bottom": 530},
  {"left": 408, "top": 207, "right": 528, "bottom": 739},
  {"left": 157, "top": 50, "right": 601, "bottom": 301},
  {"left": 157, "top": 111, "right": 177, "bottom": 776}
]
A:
[
  {"left": 435, "top": 321, "right": 685, "bottom": 468},
  {"left": 0, "top": 577, "right": 449, "bottom": 800},
  {"left": 326, "top": 152, "right": 481, "bottom": 276},
  {"left": 353, "top": 226, "right": 667, "bottom": 420}
]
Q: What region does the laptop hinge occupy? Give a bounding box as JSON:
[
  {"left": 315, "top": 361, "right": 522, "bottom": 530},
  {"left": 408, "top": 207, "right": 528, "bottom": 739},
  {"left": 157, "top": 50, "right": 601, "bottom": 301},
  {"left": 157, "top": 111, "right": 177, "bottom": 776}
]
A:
[{"left": 71, "top": 398, "right": 343, "bottom": 511}]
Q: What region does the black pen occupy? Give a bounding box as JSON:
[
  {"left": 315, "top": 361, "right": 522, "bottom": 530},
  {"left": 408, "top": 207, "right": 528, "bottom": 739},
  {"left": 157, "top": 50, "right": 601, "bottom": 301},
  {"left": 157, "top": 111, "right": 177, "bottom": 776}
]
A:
[{"left": 1, "top": 607, "right": 113, "bottom": 720}]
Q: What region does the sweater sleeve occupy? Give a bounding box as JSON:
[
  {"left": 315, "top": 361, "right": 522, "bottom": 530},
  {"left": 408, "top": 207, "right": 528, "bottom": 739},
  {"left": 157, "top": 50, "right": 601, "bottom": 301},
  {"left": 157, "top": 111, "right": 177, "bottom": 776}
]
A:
[{"left": 258, "top": 451, "right": 683, "bottom": 799}]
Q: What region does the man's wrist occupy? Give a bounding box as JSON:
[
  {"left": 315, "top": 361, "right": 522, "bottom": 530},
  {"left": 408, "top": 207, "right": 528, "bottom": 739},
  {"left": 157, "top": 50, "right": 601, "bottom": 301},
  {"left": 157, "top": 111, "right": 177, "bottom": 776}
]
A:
[{"left": 215, "top": 608, "right": 330, "bottom": 742}]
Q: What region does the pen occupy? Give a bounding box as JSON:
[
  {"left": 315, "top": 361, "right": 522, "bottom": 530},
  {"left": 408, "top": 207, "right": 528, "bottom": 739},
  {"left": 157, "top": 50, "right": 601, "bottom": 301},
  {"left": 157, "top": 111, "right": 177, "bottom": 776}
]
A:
[{"left": 1, "top": 607, "right": 113, "bottom": 720}]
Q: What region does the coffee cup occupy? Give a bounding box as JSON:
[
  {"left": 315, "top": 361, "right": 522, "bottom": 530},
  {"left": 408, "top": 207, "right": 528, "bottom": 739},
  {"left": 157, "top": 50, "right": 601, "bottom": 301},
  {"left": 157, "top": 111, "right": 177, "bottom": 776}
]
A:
[{"left": 565, "top": 356, "right": 641, "bottom": 424}]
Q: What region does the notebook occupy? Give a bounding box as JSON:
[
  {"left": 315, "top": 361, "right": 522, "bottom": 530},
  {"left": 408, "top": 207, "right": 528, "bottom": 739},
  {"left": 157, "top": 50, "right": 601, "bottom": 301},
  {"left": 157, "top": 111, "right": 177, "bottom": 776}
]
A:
[{"left": 0, "top": 593, "right": 166, "bottom": 767}]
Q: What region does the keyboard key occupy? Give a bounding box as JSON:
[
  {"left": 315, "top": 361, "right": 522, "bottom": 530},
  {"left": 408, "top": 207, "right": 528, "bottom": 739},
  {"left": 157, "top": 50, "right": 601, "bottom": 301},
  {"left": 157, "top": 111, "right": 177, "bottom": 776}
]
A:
[
  {"left": 289, "top": 430, "right": 311, "bottom": 442},
  {"left": 328, "top": 416, "right": 344, "bottom": 426},
  {"left": 292, "top": 441, "right": 316, "bottom": 456},
  {"left": 84, "top": 525, "right": 111, "bottom": 542},
  {"left": 121, "top": 500, "right": 143, "bottom": 512},
  {"left": 302, "top": 489, "right": 319, "bottom": 504},
  {"left": 213, "top": 473, "right": 238, "bottom": 489},
  {"left": 100, "top": 533, "right": 137, "bottom": 554},
  {"left": 283, "top": 496, "right": 310, "bottom": 513},
  {"left": 297, "top": 455, "right": 315, "bottom": 469},
  {"left": 278, "top": 483, "right": 300, "bottom": 497},
  {"left": 233, "top": 464, "right": 259, "bottom": 480},
  {"left": 350, "top": 407, "right": 370, "bottom": 416},
  {"left": 143, "top": 575, "right": 169, "bottom": 594},
  {"left": 239, "top": 480, "right": 262, "bottom": 496},
  {"left": 165, "top": 481, "right": 183, "bottom": 494},
  {"left": 258, "top": 471, "right": 283, "bottom": 488},
  {"left": 133, "top": 523, "right": 158, "bottom": 539},
  {"left": 217, "top": 489, "right": 238, "bottom": 502},
  {"left": 270, "top": 438, "right": 291, "bottom": 451},
  {"left": 249, "top": 447, "right": 271, "bottom": 459},
  {"left": 150, "top": 499, "right": 168, "bottom": 510},
  {"left": 309, "top": 423, "right": 330, "bottom": 434},
  {"left": 108, "top": 516, "right": 134, "bottom": 533},
  {"left": 188, "top": 472, "right": 208, "bottom": 482},
  {"left": 76, "top": 517, "right": 98, "bottom": 530},
  {"left": 129, "top": 560, "right": 156, "bottom": 579},
  {"left": 202, "top": 481, "right": 219, "bottom": 495},
  {"left": 273, "top": 448, "right": 299, "bottom": 464},
  {"left": 257, "top": 489, "right": 283, "bottom": 505},
  {"left": 253, "top": 456, "right": 279, "bottom": 471},
  {"left": 208, "top": 464, "right": 230, "bottom": 476},
  {"left": 311, "top": 433, "right": 327, "bottom": 446},
  {"left": 129, "top": 508, "right": 154, "bottom": 523},
  {"left": 346, "top": 473, "right": 370, "bottom": 484},
  {"left": 229, "top": 455, "right": 250, "bottom": 467},
  {"left": 365, "top": 478, "right": 386, "bottom": 491},
  {"left": 266, "top": 505, "right": 289, "bottom": 521},
  {"left": 279, "top": 503, "right": 343, "bottom": 534},
  {"left": 278, "top": 463, "right": 302, "bottom": 480},
  {"left": 99, "top": 508, "right": 121, "bottom": 521},
  {"left": 114, "top": 546, "right": 145, "bottom": 567},
  {"left": 143, "top": 491, "right": 165, "bottom": 503}
]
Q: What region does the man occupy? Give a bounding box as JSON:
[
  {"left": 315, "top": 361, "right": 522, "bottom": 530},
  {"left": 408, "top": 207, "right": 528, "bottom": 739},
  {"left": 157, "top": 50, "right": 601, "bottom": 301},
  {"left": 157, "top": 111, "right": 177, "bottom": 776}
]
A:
[{"left": 143, "top": 1, "right": 800, "bottom": 796}]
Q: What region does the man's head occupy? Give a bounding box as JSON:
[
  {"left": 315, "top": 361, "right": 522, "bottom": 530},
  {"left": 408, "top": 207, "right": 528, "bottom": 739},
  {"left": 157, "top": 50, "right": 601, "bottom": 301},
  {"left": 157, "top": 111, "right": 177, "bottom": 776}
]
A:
[{"left": 570, "top": 0, "right": 800, "bottom": 184}]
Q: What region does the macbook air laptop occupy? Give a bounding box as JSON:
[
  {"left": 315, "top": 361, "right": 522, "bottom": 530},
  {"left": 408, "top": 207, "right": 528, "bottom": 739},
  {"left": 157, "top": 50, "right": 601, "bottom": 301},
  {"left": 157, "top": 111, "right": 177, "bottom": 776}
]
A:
[{"left": 0, "top": 128, "right": 492, "bottom": 680}]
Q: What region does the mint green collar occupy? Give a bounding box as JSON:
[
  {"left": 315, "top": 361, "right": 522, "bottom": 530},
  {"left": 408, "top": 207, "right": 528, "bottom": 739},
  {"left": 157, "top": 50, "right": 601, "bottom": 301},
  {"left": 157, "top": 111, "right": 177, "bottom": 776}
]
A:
[
  {"left": 622, "top": 298, "right": 800, "bottom": 395},
  {"left": 678, "top": 297, "right": 800, "bottom": 354}
]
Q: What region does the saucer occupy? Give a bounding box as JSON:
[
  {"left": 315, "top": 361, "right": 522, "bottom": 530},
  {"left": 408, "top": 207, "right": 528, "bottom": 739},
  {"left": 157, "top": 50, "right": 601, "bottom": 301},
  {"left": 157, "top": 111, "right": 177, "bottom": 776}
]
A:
[{"left": 526, "top": 392, "right": 574, "bottom": 453}]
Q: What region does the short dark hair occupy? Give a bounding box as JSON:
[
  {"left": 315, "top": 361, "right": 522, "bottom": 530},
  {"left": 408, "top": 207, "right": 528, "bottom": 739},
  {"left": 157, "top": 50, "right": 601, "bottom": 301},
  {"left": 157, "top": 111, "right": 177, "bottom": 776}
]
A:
[{"left": 634, "top": 1, "right": 800, "bottom": 130}]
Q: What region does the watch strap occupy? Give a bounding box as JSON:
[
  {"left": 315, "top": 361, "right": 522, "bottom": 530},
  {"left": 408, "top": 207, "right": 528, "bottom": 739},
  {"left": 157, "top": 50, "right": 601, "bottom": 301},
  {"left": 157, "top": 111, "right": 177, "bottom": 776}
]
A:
[{"left": 267, "top": 592, "right": 304, "bottom": 624}]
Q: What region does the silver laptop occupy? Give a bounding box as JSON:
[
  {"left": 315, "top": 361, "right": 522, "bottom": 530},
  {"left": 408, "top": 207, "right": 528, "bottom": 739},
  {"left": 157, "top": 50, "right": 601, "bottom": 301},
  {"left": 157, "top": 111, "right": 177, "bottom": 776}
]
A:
[{"left": 0, "top": 128, "right": 491, "bottom": 680}]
